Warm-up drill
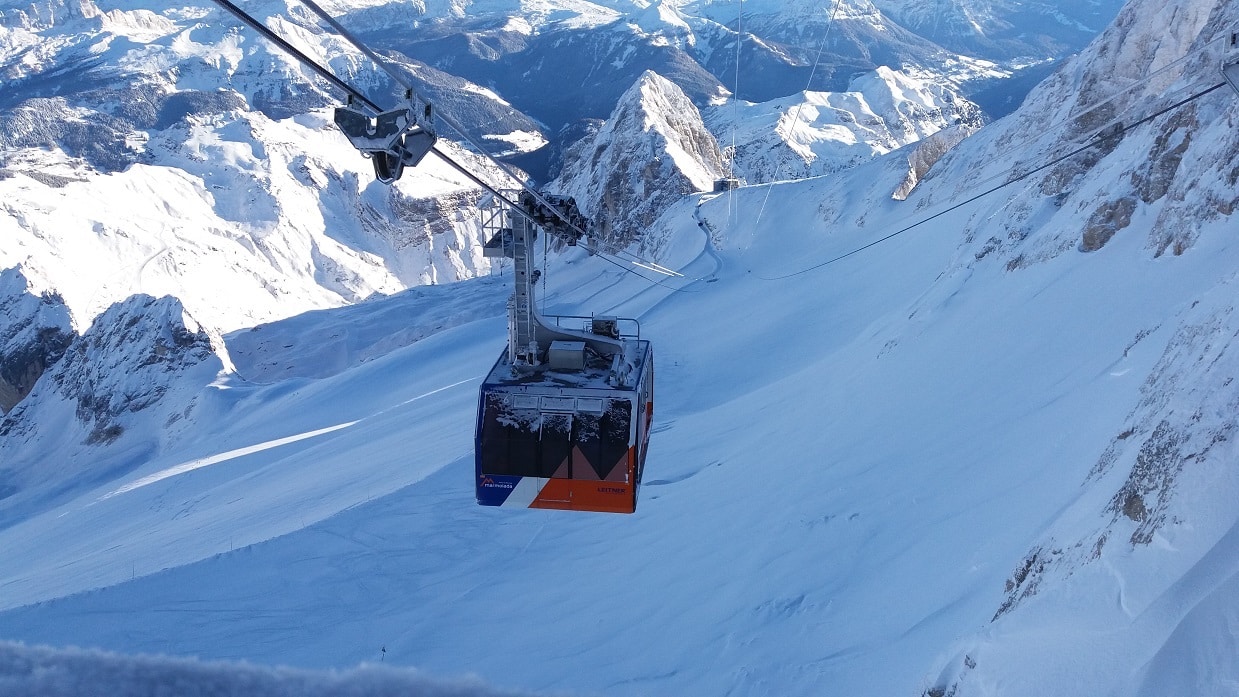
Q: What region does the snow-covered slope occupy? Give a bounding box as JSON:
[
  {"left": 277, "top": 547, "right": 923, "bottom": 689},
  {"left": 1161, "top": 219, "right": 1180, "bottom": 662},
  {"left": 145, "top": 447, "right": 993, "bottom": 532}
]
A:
[{"left": 900, "top": 0, "right": 1239, "bottom": 692}]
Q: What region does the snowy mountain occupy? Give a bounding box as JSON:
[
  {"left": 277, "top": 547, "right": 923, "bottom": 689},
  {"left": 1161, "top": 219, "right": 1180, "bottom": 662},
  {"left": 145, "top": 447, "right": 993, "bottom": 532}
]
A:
[
  {"left": 871, "top": 0, "right": 1128, "bottom": 61},
  {"left": 0, "top": 0, "right": 538, "bottom": 331},
  {"left": 552, "top": 70, "right": 725, "bottom": 249},
  {"left": 899, "top": 0, "right": 1239, "bottom": 691},
  {"left": 687, "top": 0, "right": 993, "bottom": 100},
  {"left": 380, "top": 0, "right": 1006, "bottom": 129},
  {"left": 0, "top": 0, "right": 1123, "bottom": 341},
  {"left": 356, "top": 0, "right": 1125, "bottom": 179},
  {"left": 705, "top": 65, "right": 984, "bottom": 184}
]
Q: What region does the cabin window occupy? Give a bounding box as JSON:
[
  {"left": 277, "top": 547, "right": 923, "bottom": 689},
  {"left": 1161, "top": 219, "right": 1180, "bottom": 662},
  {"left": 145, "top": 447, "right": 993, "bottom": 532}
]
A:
[{"left": 479, "top": 393, "right": 632, "bottom": 480}]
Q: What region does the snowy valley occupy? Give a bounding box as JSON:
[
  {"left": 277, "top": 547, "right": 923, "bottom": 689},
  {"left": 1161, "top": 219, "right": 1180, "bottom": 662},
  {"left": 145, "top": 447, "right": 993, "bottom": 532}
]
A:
[{"left": 2, "top": 0, "right": 1239, "bottom": 695}]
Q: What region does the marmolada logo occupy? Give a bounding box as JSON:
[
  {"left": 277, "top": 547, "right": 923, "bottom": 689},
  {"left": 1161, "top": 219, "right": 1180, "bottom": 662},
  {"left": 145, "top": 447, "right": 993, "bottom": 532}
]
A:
[{"left": 480, "top": 475, "right": 514, "bottom": 490}]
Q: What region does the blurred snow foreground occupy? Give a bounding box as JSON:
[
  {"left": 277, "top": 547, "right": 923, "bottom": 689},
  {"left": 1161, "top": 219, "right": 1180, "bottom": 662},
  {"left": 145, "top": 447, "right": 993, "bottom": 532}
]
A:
[{"left": 0, "top": 641, "right": 540, "bottom": 697}]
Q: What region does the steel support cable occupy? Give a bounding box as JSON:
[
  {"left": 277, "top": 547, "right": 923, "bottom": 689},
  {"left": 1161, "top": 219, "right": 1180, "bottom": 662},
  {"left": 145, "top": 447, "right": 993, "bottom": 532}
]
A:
[
  {"left": 295, "top": 0, "right": 415, "bottom": 94},
  {"left": 858, "top": 42, "right": 1239, "bottom": 256},
  {"left": 292, "top": 2, "right": 617, "bottom": 261},
  {"left": 219, "top": 0, "right": 676, "bottom": 280},
  {"left": 294, "top": 1, "right": 686, "bottom": 278},
  {"left": 749, "top": 23, "right": 1235, "bottom": 275},
  {"left": 300, "top": 0, "right": 557, "bottom": 160},
  {"left": 762, "top": 80, "right": 1229, "bottom": 281},
  {"left": 210, "top": 0, "right": 381, "bottom": 113},
  {"left": 212, "top": 0, "right": 694, "bottom": 290}
]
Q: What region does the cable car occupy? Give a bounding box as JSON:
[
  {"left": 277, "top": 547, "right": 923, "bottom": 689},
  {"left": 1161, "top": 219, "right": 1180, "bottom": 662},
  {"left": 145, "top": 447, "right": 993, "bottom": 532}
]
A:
[
  {"left": 475, "top": 325, "right": 653, "bottom": 513},
  {"left": 474, "top": 193, "right": 654, "bottom": 513}
]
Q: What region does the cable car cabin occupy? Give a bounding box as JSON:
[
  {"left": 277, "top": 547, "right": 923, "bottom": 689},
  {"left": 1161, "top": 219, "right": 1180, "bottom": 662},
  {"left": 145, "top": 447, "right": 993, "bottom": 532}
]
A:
[{"left": 475, "top": 322, "right": 653, "bottom": 514}]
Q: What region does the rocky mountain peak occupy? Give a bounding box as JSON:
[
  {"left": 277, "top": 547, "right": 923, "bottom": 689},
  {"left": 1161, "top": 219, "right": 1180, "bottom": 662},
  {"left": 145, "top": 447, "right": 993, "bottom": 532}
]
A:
[
  {"left": 553, "top": 69, "right": 725, "bottom": 250},
  {"left": 42, "top": 294, "right": 226, "bottom": 444}
]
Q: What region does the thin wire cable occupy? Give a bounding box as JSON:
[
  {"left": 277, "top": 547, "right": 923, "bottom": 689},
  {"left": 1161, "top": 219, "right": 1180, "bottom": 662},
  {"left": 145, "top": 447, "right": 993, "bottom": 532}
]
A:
[
  {"left": 755, "top": 22, "right": 1237, "bottom": 279},
  {"left": 763, "top": 80, "right": 1229, "bottom": 280},
  {"left": 728, "top": 0, "right": 742, "bottom": 223},
  {"left": 427, "top": 146, "right": 698, "bottom": 290},
  {"left": 1071, "top": 32, "right": 1229, "bottom": 132},
  {"left": 866, "top": 35, "right": 1238, "bottom": 253},
  {"left": 297, "top": 0, "right": 414, "bottom": 94},
  {"left": 967, "top": 30, "right": 1234, "bottom": 191},
  {"left": 752, "top": 0, "right": 842, "bottom": 228}
]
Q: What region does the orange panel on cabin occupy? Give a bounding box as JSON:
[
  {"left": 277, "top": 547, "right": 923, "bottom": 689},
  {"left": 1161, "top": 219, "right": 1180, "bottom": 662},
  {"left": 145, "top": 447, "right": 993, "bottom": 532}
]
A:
[{"left": 531, "top": 477, "right": 635, "bottom": 514}]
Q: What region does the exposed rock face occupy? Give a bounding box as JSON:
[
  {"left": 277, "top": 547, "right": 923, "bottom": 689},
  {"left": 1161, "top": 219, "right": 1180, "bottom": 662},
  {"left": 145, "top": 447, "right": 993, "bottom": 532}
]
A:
[
  {"left": 0, "top": 294, "right": 228, "bottom": 525},
  {"left": 891, "top": 124, "right": 977, "bottom": 201},
  {"left": 995, "top": 282, "right": 1239, "bottom": 622},
  {"left": 1079, "top": 196, "right": 1137, "bottom": 252},
  {"left": 552, "top": 70, "right": 725, "bottom": 250},
  {"left": 52, "top": 295, "right": 222, "bottom": 444},
  {"left": 0, "top": 266, "right": 74, "bottom": 415},
  {"left": 923, "top": 0, "right": 1239, "bottom": 271}
]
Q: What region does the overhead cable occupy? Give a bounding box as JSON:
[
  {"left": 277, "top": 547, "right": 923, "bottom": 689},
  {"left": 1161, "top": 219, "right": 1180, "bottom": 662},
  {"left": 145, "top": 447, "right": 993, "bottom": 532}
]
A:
[
  {"left": 293, "top": 2, "right": 686, "bottom": 277},
  {"left": 752, "top": 0, "right": 843, "bottom": 229},
  {"left": 763, "top": 80, "right": 1230, "bottom": 280},
  {"left": 290, "top": 1, "right": 614, "bottom": 261},
  {"left": 209, "top": 0, "right": 692, "bottom": 289}
]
